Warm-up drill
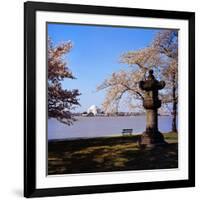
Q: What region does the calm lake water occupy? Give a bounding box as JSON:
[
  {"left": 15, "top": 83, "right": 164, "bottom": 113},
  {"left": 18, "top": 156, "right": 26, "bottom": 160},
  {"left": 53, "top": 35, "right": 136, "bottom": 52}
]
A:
[{"left": 48, "top": 116, "right": 174, "bottom": 140}]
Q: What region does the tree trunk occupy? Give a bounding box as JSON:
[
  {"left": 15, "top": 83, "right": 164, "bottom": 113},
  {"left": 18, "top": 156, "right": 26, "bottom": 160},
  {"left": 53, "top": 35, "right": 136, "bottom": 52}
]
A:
[
  {"left": 172, "top": 100, "right": 177, "bottom": 132},
  {"left": 172, "top": 74, "right": 177, "bottom": 133}
]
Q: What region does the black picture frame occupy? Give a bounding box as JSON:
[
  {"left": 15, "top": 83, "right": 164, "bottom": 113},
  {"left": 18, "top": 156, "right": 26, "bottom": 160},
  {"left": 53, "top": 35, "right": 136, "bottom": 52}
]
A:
[{"left": 24, "top": 1, "right": 195, "bottom": 198}]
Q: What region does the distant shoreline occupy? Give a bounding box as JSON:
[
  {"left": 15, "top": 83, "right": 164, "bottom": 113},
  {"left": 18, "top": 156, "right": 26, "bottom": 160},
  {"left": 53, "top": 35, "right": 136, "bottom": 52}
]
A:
[{"left": 72, "top": 114, "right": 171, "bottom": 117}]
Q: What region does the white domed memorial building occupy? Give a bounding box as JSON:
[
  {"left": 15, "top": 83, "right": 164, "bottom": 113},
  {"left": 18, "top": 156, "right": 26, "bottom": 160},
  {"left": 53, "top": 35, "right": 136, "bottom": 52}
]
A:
[{"left": 87, "top": 105, "right": 101, "bottom": 116}]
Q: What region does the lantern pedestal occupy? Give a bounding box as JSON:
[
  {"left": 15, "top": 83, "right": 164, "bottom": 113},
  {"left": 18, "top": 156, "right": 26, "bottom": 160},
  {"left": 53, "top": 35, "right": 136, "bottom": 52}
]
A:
[{"left": 138, "top": 70, "right": 167, "bottom": 148}]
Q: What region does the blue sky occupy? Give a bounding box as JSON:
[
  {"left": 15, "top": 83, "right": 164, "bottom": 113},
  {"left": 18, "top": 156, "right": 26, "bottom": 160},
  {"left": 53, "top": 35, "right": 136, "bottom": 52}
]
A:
[{"left": 48, "top": 23, "right": 160, "bottom": 112}]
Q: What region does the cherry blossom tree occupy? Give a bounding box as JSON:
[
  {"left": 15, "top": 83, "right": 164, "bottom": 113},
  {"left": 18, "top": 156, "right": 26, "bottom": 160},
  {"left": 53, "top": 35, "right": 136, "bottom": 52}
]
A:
[
  {"left": 152, "top": 30, "right": 178, "bottom": 132},
  {"left": 48, "top": 38, "right": 80, "bottom": 125},
  {"left": 97, "top": 47, "right": 162, "bottom": 114},
  {"left": 98, "top": 30, "right": 178, "bottom": 132}
]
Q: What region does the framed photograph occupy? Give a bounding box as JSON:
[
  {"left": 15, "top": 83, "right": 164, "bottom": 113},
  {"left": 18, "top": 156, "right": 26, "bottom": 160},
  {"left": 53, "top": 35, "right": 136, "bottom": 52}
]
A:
[{"left": 24, "top": 1, "right": 195, "bottom": 198}]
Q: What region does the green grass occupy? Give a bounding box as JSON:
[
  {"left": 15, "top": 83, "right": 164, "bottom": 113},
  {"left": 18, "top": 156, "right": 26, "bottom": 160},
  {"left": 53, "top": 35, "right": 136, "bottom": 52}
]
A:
[{"left": 48, "top": 132, "right": 178, "bottom": 175}]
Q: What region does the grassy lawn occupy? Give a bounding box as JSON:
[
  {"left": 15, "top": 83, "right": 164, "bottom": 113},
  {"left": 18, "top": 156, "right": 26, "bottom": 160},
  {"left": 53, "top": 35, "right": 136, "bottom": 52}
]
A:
[{"left": 48, "top": 132, "right": 178, "bottom": 175}]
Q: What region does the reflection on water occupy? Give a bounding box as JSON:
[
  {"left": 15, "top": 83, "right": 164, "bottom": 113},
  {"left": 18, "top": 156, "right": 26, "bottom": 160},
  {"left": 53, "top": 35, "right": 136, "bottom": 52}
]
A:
[{"left": 48, "top": 116, "right": 175, "bottom": 140}]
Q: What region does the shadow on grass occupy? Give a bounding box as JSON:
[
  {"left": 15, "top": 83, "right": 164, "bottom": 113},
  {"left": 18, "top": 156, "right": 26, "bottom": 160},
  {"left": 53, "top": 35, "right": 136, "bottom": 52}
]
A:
[{"left": 48, "top": 133, "right": 178, "bottom": 175}]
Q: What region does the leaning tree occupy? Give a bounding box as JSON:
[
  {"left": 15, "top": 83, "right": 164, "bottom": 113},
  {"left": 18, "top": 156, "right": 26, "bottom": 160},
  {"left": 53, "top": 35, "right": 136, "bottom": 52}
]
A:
[{"left": 48, "top": 38, "right": 80, "bottom": 125}]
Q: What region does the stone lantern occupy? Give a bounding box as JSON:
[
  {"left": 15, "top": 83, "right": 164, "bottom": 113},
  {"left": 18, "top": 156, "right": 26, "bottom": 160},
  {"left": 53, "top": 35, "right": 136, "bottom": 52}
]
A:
[{"left": 139, "top": 70, "right": 167, "bottom": 148}]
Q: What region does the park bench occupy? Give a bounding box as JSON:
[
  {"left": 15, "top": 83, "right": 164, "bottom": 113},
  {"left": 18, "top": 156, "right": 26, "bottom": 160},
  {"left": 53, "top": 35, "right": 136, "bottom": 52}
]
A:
[{"left": 122, "top": 129, "right": 133, "bottom": 136}]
